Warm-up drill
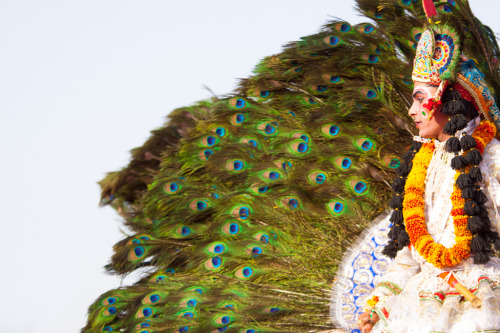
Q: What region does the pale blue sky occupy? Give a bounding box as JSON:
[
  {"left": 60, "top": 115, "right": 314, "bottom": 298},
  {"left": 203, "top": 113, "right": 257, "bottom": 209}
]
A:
[{"left": 1, "top": 1, "right": 499, "bottom": 332}]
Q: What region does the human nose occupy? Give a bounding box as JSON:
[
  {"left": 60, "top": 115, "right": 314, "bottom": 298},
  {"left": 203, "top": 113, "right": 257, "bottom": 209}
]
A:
[{"left": 408, "top": 101, "right": 418, "bottom": 117}]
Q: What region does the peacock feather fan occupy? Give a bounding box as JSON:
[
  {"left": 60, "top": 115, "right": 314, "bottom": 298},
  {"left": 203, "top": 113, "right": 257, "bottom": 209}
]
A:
[{"left": 83, "top": 1, "right": 500, "bottom": 332}]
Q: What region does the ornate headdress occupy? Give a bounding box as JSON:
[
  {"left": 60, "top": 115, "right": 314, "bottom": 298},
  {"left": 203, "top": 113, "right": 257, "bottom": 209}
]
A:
[{"left": 412, "top": 0, "right": 500, "bottom": 132}]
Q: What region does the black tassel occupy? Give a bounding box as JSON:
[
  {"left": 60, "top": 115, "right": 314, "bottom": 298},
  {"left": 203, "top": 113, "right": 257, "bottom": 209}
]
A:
[
  {"left": 475, "top": 190, "right": 488, "bottom": 205},
  {"left": 443, "top": 117, "right": 458, "bottom": 135},
  {"left": 445, "top": 136, "right": 461, "bottom": 153},
  {"left": 469, "top": 166, "right": 482, "bottom": 181},
  {"left": 456, "top": 173, "right": 472, "bottom": 189},
  {"left": 451, "top": 155, "right": 467, "bottom": 170},
  {"left": 460, "top": 134, "right": 476, "bottom": 150},
  {"left": 464, "top": 200, "right": 481, "bottom": 215},
  {"left": 465, "top": 149, "right": 482, "bottom": 165},
  {"left": 396, "top": 231, "right": 410, "bottom": 249},
  {"left": 494, "top": 238, "right": 500, "bottom": 251},
  {"left": 396, "top": 163, "right": 410, "bottom": 177},
  {"left": 388, "top": 224, "right": 402, "bottom": 239},
  {"left": 441, "top": 89, "right": 465, "bottom": 115},
  {"left": 454, "top": 114, "right": 469, "bottom": 131},
  {"left": 382, "top": 242, "right": 398, "bottom": 258},
  {"left": 467, "top": 216, "right": 485, "bottom": 233},
  {"left": 390, "top": 209, "right": 404, "bottom": 223},
  {"left": 391, "top": 177, "right": 405, "bottom": 192},
  {"left": 389, "top": 195, "right": 403, "bottom": 209},
  {"left": 470, "top": 235, "right": 489, "bottom": 252},
  {"left": 473, "top": 250, "right": 491, "bottom": 264},
  {"left": 461, "top": 186, "right": 475, "bottom": 200}
]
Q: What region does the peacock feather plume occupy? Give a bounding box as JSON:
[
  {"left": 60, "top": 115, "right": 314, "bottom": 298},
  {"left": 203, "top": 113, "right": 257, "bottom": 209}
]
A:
[{"left": 84, "top": 1, "right": 500, "bottom": 332}]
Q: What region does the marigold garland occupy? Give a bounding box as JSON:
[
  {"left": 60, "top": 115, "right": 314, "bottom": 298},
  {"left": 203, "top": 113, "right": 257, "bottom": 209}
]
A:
[{"left": 402, "top": 120, "right": 496, "bottom": 268}]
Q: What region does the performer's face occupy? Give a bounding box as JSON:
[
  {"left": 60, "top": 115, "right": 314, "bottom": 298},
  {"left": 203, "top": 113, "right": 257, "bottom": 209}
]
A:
[{"left": 408, "top": 82, "right": 449, "bottom": 141}]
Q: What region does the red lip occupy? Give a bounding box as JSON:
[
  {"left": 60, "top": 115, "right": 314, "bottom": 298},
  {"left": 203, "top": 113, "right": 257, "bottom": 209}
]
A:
[{"left": 415, "top": 122, "right": 421, "bottom": 128}]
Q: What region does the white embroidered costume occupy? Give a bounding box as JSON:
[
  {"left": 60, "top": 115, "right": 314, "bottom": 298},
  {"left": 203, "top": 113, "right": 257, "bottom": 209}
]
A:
[{"left": 371, "top": 119, "right": 500, "bottom": 333}]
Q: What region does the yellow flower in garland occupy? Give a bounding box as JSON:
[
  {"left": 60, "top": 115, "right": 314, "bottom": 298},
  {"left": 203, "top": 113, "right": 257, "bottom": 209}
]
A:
[{"left": 402, "top": 121, "right": 496, "bottom": 268}]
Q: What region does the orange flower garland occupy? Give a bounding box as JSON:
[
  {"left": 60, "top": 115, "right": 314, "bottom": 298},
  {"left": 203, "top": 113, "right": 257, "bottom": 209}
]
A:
[{"left": 403, "top": 120, "right": 496, "bottom": 268}]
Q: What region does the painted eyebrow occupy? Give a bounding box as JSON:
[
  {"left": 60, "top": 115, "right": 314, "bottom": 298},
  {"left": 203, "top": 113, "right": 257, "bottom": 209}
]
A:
[{"left": 412, "top": 89, "right": 425, "bottom": 99}]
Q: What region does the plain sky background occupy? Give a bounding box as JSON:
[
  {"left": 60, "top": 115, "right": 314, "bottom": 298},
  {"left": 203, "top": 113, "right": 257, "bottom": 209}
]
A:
[{"left": 1, "top": 1, "right": 499, "bottom": 332}]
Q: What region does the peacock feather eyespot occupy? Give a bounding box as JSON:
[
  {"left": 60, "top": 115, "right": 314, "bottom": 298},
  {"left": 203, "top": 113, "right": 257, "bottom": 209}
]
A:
[
  {"left": 142, "top": 292, "right": 162, "bottom": 305},
  {"left": 179, "top": 298, "right": 198, "bottom": 308},
  {"left": 102, "top": 296, "right": 119, "bottom": 305},
  {"left": 230, "top": 113, "right": 247, "bottom": 126},
  {"left": 383, "top": 156, "right": 401, "bottom": 169},
  {"left": 178, "top": 326, "right": 189, "bottom": 333},
  {"left": 225, "top": 159, "right": 246, "bottom": 172},
  {"left": 308, "top": 171, "right": 328, "bottom": 185},
  {"left": 175, "top": 226, "right": 191, "bottom": 237},
  {"left": 349, "top": 179, "right": 369, "bottom": 195},
  {"left": 302, "top": 96, "right": 317, "bottom": 105},
  {"left": 257, "top": 122, "right": 278, "bottom": 136},
  {"left": 400, "top": 0, "right": 411, "bottom": 6},
  {"left": 222, "top": 222, "right": 240, "bottom": 236},
  {"left": 164, "top": 182, "right": 182, "bottom": 194},
  {"left": 321, "top": 124, "right": 340, "bottom": 137},
  {"left": 205, "top": 256, "right": 223, "bottom": 270},
  {"left": 200, "top": 135, "right": 218, "bottom": 147},
  {"left": 240, "top": 137, "right": 260, "bottom": 148},
  {"left": 231, "top": 205, "right": 252, "bottom": 220},
  {"left": 355, "top": 138, "right": 376, "bottom": 152},
  {"left": 401, "top": 76, "right": 412, "bottom": 85},
  {"left": 327, "top": 200, "right": 346, "bottom": 216},
  {"left": 360, "top": 88, "right": 378, "bottom": 99},
  {"left": 280, "top": 196, "right": 300, "bottom": 210},
  {"left": 229, "top": 97, "right": 247, "bottom": 109},
  {"left": 328, "top": 74, "right": 343, "bottom": 84},
  {"left": 188, "top": 198, "right": 210, "bottom": 212},
  {"left": 437, "top": 4, "right": 453, "bottom": 13},
  {"left": 249, "top": 182, "right": 270, "bottom": 195},
  {"left": 289, "top": 140, "right": 309, "bottom": 154},
  {"left": 102, "top": 327, "right": 114, "bottom": 332},
  {"left": 262, "top": 307, "right": 281, "bottom": 314},
  {"left": 312, "top": 84, "right": 327, "bottom": 93},
  {"left": 334, "top": 156, "right": 352, "bottom": 170},
  {"left": 235, "top": 266, "right": 254, "bottom": 279},
  {"left": 133, "top": 306, "right": 154, "bottom": 319},
  {"left": 207, "top": 242, "right": 226, "bottom": 254},
  {"left": 213, "top": 126, "right": 227, "bottom": 137},
  {"left": 260, "top": 169, "right": 282, "bottom": 181},
  {"left": 359, "top": 24, "right": 375, "bottom": 34},
  {"left": 198, "top": 149, "right": 214, "bottom": 161},
  {"left": 282, "top": 161, "right": 293, "bottom": 171},
  {"left": 246, "top": 245, "right": 263, "bottom": 257},
  {"left": 128, "top": 245, "right": 147, "bottom": 260},
  {"left": 213, "top": 315, "right": 233, "bottom": 326},
  {"left": 103, "top": 306, "right": 118, "bottom": 316},
  {"left": 257, "top": 90, "right": 271, "bottom": 98},
  {"left": 254, "top": 232, "right": 270, "bottom": 244},
  {"left": 179, "top": 311, "right": 194, "bottom": 319},
  {"left": 335, "top": 22, "right": 351, "bottom": 33},
  {"left": 240, "top": 330, "right": 256, "bottom": 333},
  {"left": 291, "top": 132, "right": 310, "bottom": 143},
  {"left": 323, "top": 35, "right": 342, "bottom": 46}
]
